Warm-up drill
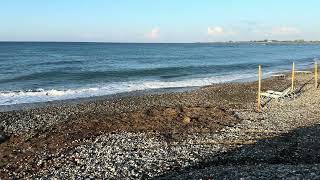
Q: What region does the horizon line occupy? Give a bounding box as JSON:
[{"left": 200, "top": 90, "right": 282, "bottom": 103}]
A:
[{"left": 0, "top": 39, "right": 320, "bottom": 44}]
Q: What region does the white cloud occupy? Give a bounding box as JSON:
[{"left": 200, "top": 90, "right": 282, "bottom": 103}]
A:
[
  {"left": 208, "top": 26, "right": 224, "bottom": 35},
  {"left": 146, "top": 27, "right": 160, "bottom": 39},
  {"left": 207, "top": 26, "right": 236, "bottom": 36},
  {"left": 269, "top": 26, "right": 300, "bottom": 35},
  {"left": 246, "top": 25, "right": 302, "bottom": 40}
]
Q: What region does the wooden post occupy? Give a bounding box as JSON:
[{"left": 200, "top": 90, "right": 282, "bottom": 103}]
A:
[
  {"left": 257, "top": 65, "right": 262, "bottom": 112},
  {"left": 315, "top": 62, "right": 318, "bottom": 88},
  {"left": 291, "top": 62, "right": 295, "bottom": 92}
]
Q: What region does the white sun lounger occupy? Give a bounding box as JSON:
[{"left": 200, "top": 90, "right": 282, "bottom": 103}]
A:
[{"left": 261, "top": 88, "right": 292, "bottom": 99}]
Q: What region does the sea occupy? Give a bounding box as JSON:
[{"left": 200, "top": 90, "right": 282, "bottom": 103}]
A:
[{"left": 0, "top": 42, "right": 319, "bottom": 105}]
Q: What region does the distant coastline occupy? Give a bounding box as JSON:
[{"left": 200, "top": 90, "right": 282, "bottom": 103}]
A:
[{"left": 196, "top": 39, "right": 320, "bottom": 44}]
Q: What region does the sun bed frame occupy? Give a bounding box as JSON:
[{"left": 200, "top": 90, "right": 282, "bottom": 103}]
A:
[{"left": 261, "top": 87, "right": 293, "bottom": 100}]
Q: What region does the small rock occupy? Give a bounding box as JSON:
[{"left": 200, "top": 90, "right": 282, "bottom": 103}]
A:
[
  {"left": 0, "top": 131, "right": 10, "bottom": 144},
  {"left": 182, "top": 116, "right": 191, "bottom": 124},
  {"left": 37, "top": 160, "right": 43, "bottom": 166}
]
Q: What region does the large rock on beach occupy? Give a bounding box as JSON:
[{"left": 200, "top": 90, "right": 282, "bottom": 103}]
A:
[{"left": 0, "top": 127, "right": 9, "bottom": 144}]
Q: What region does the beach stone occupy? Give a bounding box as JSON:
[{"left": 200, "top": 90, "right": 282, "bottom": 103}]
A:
[
  {"left": 0, "top": 130, "right": 9, "bottom": 144},
  {"left": 182, "top": 116, "right": 191, "bottom": 125}
]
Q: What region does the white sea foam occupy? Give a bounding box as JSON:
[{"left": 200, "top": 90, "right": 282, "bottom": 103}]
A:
[{"left": 0, "top": 73, "right": 259, "bottom": 105}]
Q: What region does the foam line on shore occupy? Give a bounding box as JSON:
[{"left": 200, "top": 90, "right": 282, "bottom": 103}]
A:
[{"left": 0, "top": 73, "right": 258, "bottom": 106}]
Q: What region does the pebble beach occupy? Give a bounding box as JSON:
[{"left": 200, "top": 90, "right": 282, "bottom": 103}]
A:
[{"left": 1, "top": 73, "right": 320, "bottom": 179}]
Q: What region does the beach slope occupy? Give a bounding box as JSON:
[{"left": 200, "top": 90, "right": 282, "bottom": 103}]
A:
[{"left": 1, "top": 73, "right": 320, "bottom": 179}]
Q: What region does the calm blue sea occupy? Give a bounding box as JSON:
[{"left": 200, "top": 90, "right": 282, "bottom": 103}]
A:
[{"left": 0, "top": 42, "right": 319, "bottom": 105}]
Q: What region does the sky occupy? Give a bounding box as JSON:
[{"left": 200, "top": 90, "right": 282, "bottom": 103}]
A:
[{"left": 0, "top": 0, "right": 319, "bottom": 42}]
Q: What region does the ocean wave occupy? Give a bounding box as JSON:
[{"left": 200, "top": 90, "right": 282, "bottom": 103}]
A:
[
  {"left": 0, "top": 73, "right": 256, "bottom": 105},
  {"left": 0, "top": 62, "right": 266, "bottom": 83},
  {"left": 2, "top": 57, "right": 317, "bottom": 84}
]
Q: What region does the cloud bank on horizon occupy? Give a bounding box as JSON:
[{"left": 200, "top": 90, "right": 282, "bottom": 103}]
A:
[
  {"left": 146, "top": 27, "right": 160, "bottom": 40},
  {"left": 0, "top": 0, "right": 319, "bottom": 42},
  {"left": 206, "top": 25, "right": 302, "bottom": 41},
  {"left": 207, "top": 27, "right": 236, "bottom": 37}
]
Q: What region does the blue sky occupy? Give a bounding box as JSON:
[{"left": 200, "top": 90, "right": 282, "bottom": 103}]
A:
[{"left": 0, "top": 0, "right": 319, "bottom": 42}]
